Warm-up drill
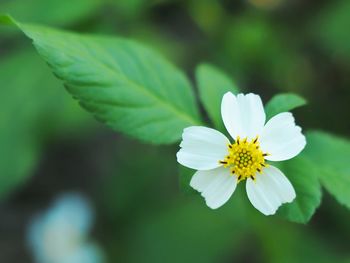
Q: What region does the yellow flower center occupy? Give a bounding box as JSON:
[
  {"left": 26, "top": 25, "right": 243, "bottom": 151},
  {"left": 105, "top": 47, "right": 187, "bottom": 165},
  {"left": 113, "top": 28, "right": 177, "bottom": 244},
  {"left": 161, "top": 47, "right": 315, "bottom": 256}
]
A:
[{"left": 219, "top": 136, "right": 269, "bottom": 182}]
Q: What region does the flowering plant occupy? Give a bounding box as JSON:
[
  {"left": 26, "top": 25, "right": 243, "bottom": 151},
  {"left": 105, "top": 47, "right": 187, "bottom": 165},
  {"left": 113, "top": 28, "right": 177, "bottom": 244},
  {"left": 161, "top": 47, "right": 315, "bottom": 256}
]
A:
[
  {"left": 177, "top": 92, "right": 306, "bottom": 215},
  {"left": 0, "top": 15, "right": 349, "bottom": 226}
]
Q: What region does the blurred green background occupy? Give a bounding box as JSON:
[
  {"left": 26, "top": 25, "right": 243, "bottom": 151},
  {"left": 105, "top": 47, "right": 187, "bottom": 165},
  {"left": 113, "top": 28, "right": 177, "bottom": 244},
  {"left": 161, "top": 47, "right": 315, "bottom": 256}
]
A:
[{"left": 0, "top": 0, "right": 350, "bottom": 262}]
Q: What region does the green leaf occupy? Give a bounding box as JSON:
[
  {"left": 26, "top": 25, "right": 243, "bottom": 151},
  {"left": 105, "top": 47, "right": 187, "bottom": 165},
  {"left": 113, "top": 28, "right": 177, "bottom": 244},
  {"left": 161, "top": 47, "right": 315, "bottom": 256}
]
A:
[
  {"left": 304, "top": 131, "right": 350, "bottom": 209},
  {"left": 1, "top": 15, "right": 201, "bottom": 144},
  {"left": 265, "top": 93, "right": 307, "bottom": 120},
  {"left": 277, "top": 156, "right": 322, "bottom": 223},
  {"left": 196, "top": 63, "right": 238, "bottom": 130}
]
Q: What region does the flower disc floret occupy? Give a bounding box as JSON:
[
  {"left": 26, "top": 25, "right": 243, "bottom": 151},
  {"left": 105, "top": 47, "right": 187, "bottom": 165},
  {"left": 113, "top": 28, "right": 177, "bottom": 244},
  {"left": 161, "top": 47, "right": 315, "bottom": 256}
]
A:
[{"left": 220, "top": 136, "right": 268, "bottom": 182}]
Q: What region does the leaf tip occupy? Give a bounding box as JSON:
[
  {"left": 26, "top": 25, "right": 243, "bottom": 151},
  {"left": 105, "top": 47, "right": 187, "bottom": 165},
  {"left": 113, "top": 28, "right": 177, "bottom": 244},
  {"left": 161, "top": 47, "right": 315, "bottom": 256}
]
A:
[{"left": 0, "top": 14, "right": 17, "bottom": 26}]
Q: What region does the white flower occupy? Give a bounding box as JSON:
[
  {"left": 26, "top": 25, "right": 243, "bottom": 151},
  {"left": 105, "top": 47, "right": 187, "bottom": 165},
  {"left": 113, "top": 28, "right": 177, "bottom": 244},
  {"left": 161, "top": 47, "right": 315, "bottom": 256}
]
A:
[
  {"left": 27, "top": 193, "right": 105, "bottom": 263},
  {"left": 177, "top": 92, "right": 306, "bottom": 215}
]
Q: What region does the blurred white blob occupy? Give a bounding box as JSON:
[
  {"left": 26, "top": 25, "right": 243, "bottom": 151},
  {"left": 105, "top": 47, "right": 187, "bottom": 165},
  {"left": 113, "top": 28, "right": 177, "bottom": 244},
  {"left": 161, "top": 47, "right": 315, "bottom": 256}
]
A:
[{"left": 27, "top": 193, "right": 105, "bottom": 263}]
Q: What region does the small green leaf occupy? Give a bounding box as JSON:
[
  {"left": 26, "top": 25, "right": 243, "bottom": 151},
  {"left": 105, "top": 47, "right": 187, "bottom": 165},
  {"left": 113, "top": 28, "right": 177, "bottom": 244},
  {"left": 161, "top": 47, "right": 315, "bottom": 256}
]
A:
[
  {"left": 196, "top": 63, "right": 239, "bottom": 130},
  {"left": 1, "top": 15, "right": 201, "bottom": 144},
  {"left": 265, "top": 93, "right": 307, "bottom": 119},
  {"left": 304, "top": 131, "right": 350, "bottom": 209},
  {"left": 277, "top": 156, "right": 322, "bottom": 224}
]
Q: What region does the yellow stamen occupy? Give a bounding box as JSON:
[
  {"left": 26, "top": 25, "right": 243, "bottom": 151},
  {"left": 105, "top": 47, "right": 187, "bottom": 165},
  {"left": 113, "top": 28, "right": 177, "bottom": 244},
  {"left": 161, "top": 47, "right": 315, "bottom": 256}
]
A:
[{"left": 219, "top": 136, "right": 269, "bottom": 183}]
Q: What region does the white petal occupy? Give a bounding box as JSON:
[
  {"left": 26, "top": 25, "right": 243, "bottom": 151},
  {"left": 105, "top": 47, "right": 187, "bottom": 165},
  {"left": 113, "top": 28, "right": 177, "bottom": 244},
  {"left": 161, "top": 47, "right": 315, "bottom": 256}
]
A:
[
  {"left": 190, "top": 167, "right": 238, "bottom": 209},
  {"left": 260, "top": 112, "right": 306, "bottom": 161},
  {"left": 221, "top": 92, "right": 265, "bottom": 141},
  {"left": 177, "top": 126, "right": 230, "bottom": 170},
  {"left": 246, "top": 165, "right": 296, "bottom": 215}
]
